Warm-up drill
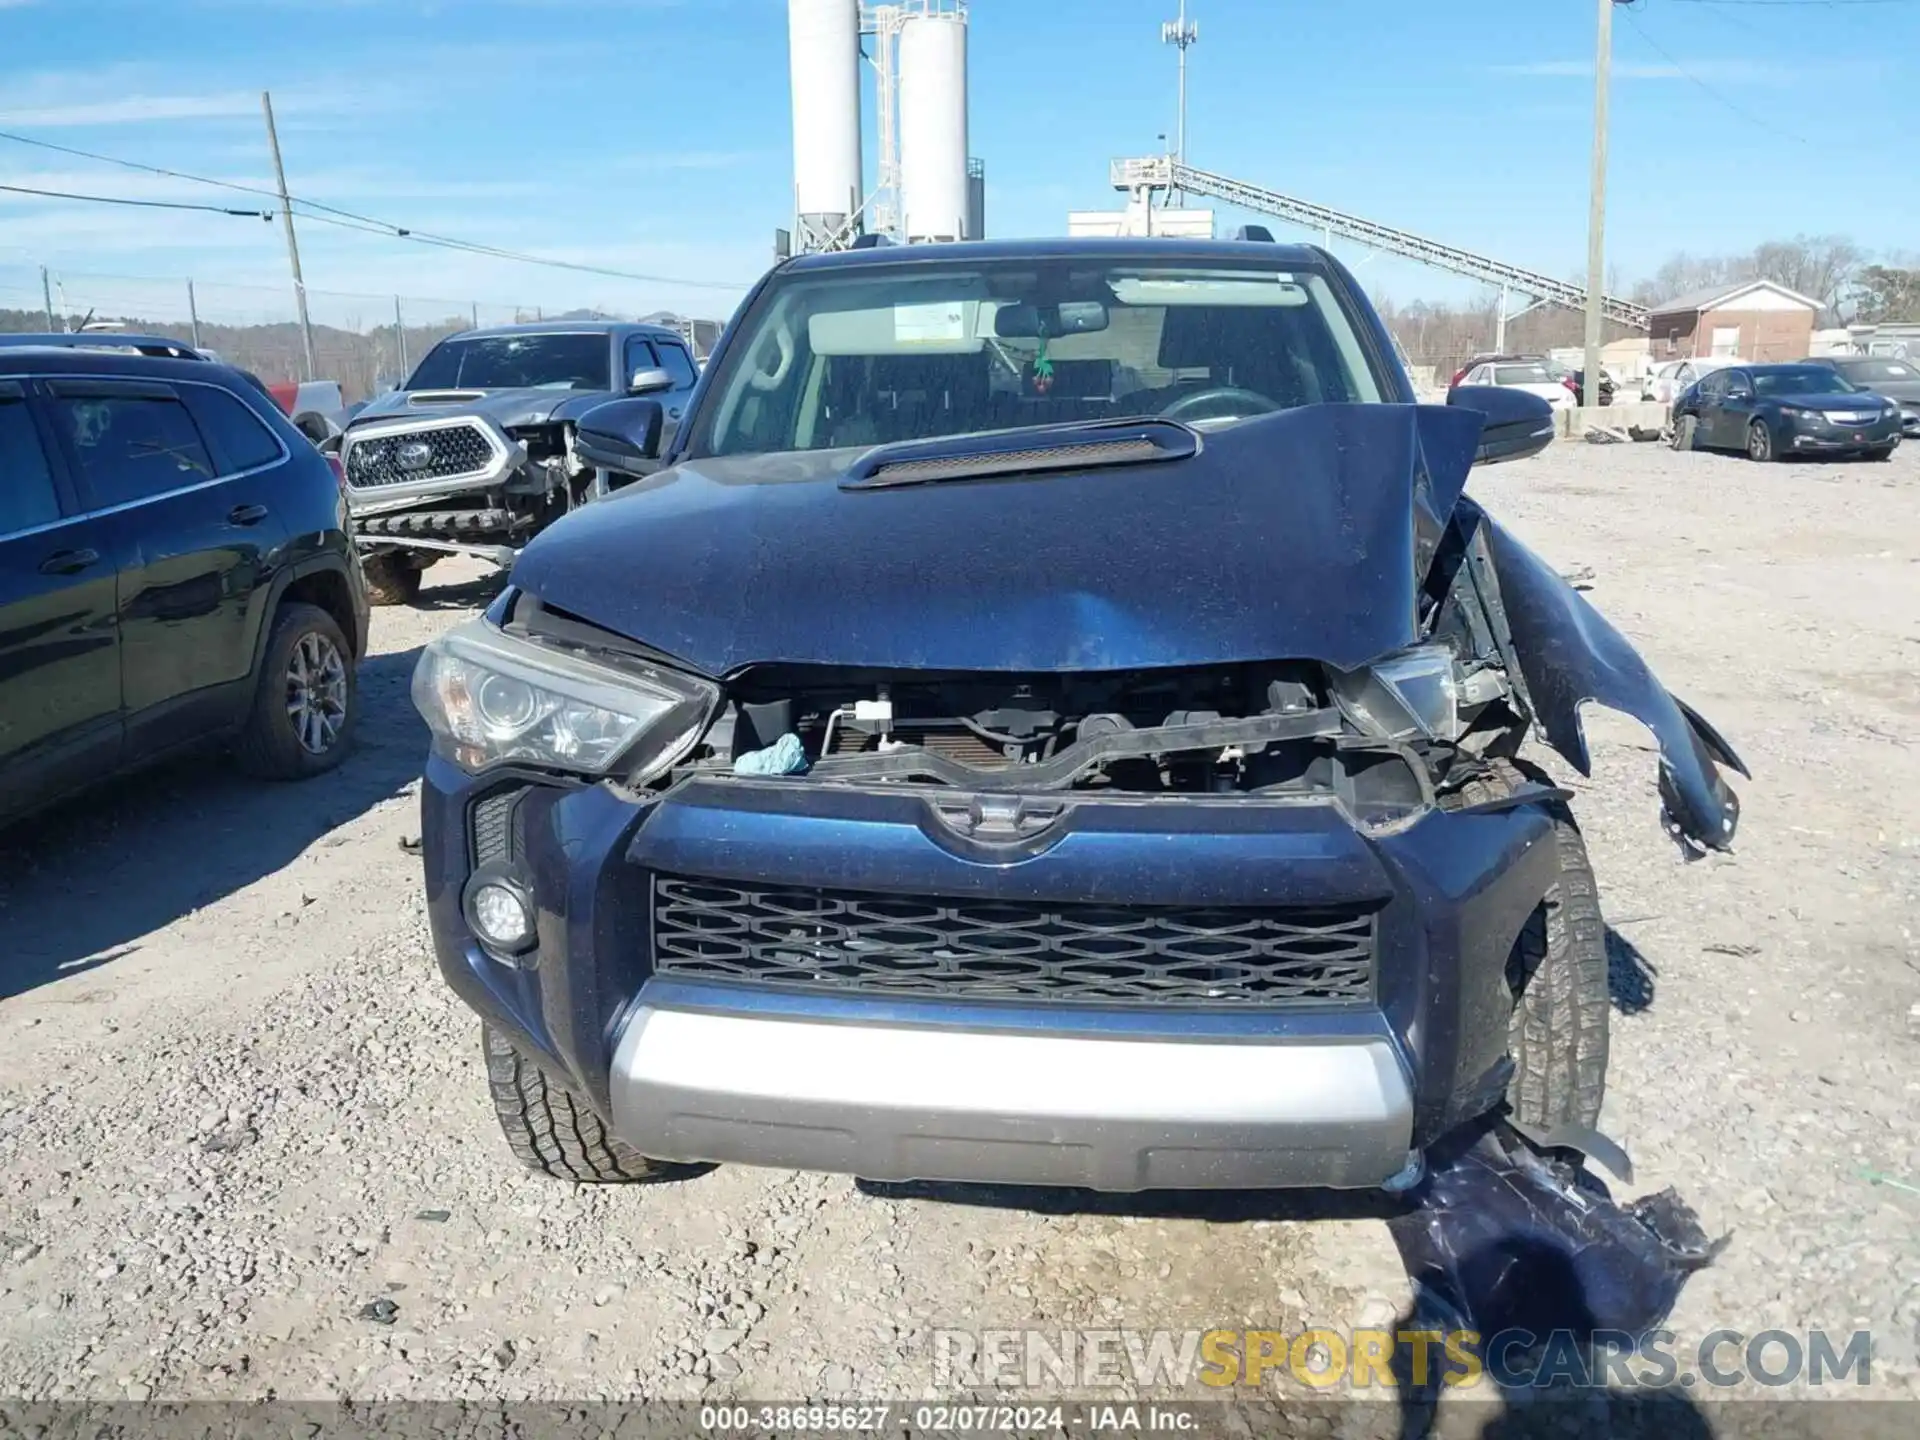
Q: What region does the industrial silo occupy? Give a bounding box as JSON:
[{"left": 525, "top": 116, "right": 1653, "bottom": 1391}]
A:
[
  {"left": 898, "top": 5, "right": 970, "bottom": 243},
  {"left": 787, "top": 0, "right": 864, "bottom": 250}
]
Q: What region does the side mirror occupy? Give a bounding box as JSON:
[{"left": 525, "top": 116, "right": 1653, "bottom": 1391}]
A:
[
  {"left": 628, "top": 366, "right": 674, "bottom": 396},
  {"left": 1446, "top": 384, "right": 1556, "bottom": 466},
  {"left": 573, "top": 397, "right": 664, "bottom": 476}
]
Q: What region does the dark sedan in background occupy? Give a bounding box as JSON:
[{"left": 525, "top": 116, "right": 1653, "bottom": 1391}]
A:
[
  {"left": 1799, "top": 355, "right": 1920, "bottom": 439},
  {"left": 1670, "top": 362, "right": 1902, "bottom": 462}
]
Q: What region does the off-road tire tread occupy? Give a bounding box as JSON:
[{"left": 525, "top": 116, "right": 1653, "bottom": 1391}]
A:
[
  {"left": 232, "top": 602, "right": 355, "bottom": 781},
  {"left": 360, "top": 552, "right": 423, "bottom": 607},
  {"left": 482, "top": 1024, "right": 671, "bottom": 1183},
  {"left": 1443, "top": 759, "right": 1609, "bottom": 1129}
]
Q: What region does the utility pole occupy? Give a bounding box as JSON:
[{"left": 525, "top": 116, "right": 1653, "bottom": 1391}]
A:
[
  {"left": 1582, "top": 0, "right": 1615, "bottom": 413},
  {"left": 40, "top": 266, "right": 54, "bottom": 330},
  {"left": 1161, "top": 1, "right": 1199, "bottom": 168},
  {"left": 394, "top": 296, "right": 408, "bottom": 376},
  {"left": 187, "top": 280, "right": 202, "bottom": 351},
  {"left": 262, "top": 90, "right": 315, "bottom": 381}
]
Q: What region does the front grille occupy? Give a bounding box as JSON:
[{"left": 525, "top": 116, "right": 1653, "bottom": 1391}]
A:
[
  {"left": 651, "top": 876, "right": 1375, "bottom": 1007},
  {"left": 344, "top": 422, "right": 496, "bottom": 489}
]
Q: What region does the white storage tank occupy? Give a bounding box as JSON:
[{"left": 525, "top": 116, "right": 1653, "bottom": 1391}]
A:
[
  {"left": 788, "top": 0, "right": 863, "bottom": 248},
  {"left": 899, "top": 10, "right": 970, "bottom": 243}
]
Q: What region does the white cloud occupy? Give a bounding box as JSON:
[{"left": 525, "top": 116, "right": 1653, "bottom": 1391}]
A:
[{"left": 0, "top": 92, "right": 268, "bottom": 127}]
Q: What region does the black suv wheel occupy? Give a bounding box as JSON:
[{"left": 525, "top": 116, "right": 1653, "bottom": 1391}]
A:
[
  {"left": 234, "top": 602, "right": 356, "bottom": 779},
  {"left": 1444, "top": 760, "right": 1610, "bottom": 1129},
  {"left": 483, "top": 1024, "right": 684, "bottom": 1183}
]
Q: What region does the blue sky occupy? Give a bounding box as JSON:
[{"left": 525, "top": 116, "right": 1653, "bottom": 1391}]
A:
[{"left": 1, "top": 0, "right": 1914, "bottom": 328}]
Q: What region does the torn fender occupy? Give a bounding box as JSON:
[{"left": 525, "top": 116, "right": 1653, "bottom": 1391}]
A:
[{"left": 1466, "top": 502, "right": 1749, "bottom": 852}]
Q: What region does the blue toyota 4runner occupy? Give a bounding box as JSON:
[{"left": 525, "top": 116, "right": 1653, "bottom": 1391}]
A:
[{"left": 412, "top": 239, "right": 1747, "bottom": 1193}]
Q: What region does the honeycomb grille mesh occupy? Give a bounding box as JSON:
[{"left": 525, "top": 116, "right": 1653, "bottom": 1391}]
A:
[
  {"left": 344, "top": 423, "right": 495, "bottom": 488},
  {"left": 651, "top": 876, "right": 1375, "bottom": 1007}
]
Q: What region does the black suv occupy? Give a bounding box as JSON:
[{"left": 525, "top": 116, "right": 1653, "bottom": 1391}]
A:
[{"left": 0, "top": 335, "right": 369, "bottom": 824}]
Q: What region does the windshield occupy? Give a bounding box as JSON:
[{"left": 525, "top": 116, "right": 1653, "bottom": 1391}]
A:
[
  {"left": 1752, "top": 367, "right": 1857, "bottom": 397},
  {"left": 1495, "top": 364, "right": 1553, "bottom": 385},
  {"left": 688, "top": 258, "right": 1385, "bottom": 458},
  {"left": 406, "top": 333, "right": 611, "bottom": 391},
  {"left": 1837, "top": 359, "right": 1916, "bottom": 383}
]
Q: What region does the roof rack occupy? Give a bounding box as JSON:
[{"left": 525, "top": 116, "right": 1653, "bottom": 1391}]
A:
[{"left": 0, "top": 333, "right": 207, "bottom": 360}]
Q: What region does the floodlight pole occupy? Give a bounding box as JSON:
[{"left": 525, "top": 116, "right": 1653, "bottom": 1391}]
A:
[{"left": 1583, "top": 0, "right": 1618, "bottom": 412}]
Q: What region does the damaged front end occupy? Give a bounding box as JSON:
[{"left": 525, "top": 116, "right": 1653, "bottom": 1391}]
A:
[
  {"left": 415, "top": 396, "right": 1749, "bottom": 1191},
  {"left": 340, "top": 394, "right": 606, "bottom": 574},
  {"left": 504, "top": 400, "right": 1745, "bottom": 854}
]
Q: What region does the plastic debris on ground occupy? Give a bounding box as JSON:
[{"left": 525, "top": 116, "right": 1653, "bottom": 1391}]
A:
[
  {"left": 1382, "top": 1120, "right": 1728, "bottom": 1436},
  {"left": 732, "top": 732, "right": 809, "bottom": 777}
]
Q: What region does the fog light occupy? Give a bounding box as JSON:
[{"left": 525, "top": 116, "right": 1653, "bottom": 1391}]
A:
[{"left": 467, "top": 878, "right": 534, "bottom": 954}]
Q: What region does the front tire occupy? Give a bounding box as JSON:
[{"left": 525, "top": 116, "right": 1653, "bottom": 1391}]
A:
[
  {"left": 1866, "top": 444, "right": 1897, "bottom": 462},
  {"left": 1669, "top": 415, "right": 1697, "bottom": 452},
  {"left": 361, "top": 551, "right": 424, "bottom": 606},
  {"left": 1747, "top": 418, "right": 1777, "bottom": 463},
  {"left": 234, "top": 602, "right": 356, "bottom": 780},
  {"left": 483, "top": 1024, "right": 681, "bottom": 1183},
  {"left": 1445, "top": 760, "right": 1610, "bottom": 1129}
]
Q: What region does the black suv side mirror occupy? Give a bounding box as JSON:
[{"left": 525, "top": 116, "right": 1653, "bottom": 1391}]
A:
[
  {"left": 574, "top": 397, "right": 664, "bottom": 475},
  {"left": 1444, "top": 384, "right": 1556, "bottom": 465}
]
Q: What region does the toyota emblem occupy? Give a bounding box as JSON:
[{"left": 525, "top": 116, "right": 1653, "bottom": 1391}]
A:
[{"left": 395, "top": 439, "right": 434, "bottom": 471}]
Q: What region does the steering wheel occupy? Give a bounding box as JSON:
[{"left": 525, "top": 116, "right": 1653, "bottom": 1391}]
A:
[{"left": 1158, "top": 386, "right": 1283, "bottom": 424}]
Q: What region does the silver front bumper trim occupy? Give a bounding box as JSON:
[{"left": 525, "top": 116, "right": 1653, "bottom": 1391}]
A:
[{"left": 610, "top": 1006, "right": 1414, "bottom": 1192}]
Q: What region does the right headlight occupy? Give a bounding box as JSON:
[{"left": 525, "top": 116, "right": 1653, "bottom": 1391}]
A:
[
  {"left": 412, "top": 618, "right": 719, "bottom": 780},
  {"left": 1327, "top": 644, "right": 1462, "bottom": 742}
]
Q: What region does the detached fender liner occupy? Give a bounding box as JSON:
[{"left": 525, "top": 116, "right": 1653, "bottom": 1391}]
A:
[{"left": 1470, "top": 504, "right": 1747, "bottom": 851}]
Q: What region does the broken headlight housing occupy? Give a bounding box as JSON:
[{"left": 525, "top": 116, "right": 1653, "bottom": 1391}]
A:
[
  {"left": 1328, "top": 644, "right": 1461, "bottom": 742},
  {"left": 413, "top": 618, "right": 719, "bottom": 778}
]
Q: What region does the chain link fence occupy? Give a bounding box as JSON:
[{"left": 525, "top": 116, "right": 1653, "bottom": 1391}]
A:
[{"left": 0, "top": 262, "right": 718, "bottom": 403}]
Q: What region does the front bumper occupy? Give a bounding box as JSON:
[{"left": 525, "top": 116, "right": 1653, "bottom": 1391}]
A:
[
  {"left": 421, "top": 768, "right": 1561, "bottom": 1192},
  {"left": 612, "top": 992, "right": 1412, "bottom": 1190},
  {"left": 1785, "top": 415, "right": 1901, "bottom": 453}
]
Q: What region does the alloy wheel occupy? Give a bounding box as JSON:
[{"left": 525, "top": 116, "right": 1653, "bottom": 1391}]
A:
[
  {"left": 286, "top": 631, "right": 349, "bottom": 756},
  {"left": 1748, "top": 421, "right": 1772, "bottom": 462}
]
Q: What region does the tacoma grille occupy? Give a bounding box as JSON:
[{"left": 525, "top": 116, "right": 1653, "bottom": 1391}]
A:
[
  {"left": 344, "top": 422, "right": 496, "bottom": 489},
  {"left": 650, "top": 876, "right": 1375, "bottom": 1007}
]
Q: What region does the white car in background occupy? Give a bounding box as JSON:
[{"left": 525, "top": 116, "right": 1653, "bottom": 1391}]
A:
[
  {"left": 1457, "top": 358, "right": 1575, "bottom": 409},
  {"left": 1645, "top": 356, "right": 1739, "bottom": 407}
]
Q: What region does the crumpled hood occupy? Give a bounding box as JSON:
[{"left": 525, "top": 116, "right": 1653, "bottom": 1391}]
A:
[
  {"left": 349, "top": 385, "right": 601, "bottom": 431},
  {"left": 510, "top": 403, "right": 1485, "bottom": 676}
]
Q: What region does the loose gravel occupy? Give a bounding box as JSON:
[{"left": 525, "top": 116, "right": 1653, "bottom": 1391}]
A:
[{"left": 1, "top": 442, "right": 1916, "bottom": 1422}]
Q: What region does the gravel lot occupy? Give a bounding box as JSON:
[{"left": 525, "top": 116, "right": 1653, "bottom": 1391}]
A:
[{"left": 1, "top": 439, "right": 1916, "bottom": 1426}]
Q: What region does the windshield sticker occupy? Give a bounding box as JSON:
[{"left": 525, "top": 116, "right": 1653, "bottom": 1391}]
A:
[{"left": 895, "top": 302, "right": 969, "bottom": 346}]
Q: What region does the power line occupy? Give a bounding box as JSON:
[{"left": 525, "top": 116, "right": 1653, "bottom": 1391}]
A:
[
  {"left": 1619, "top": 5, "right": 1813, "bottom": 145},
  {"left": 0, "top": 126, "right": 750, "bottom": 291},
  {"left": 0, "top": 182, "right": 274, "bottom": 218}
]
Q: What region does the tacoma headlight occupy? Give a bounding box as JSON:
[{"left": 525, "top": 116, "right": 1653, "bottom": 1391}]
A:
[
  {"left": 1328, "top": 644, "right": 1460, "bottom": 741},
  {"left": 412, "top": 618, "right": 719, "bottom": 778}
]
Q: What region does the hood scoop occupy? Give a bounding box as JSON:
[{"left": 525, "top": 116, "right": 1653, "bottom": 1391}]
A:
[
  {"left": 842, "top": 419, "right": 1199, "bottom": 490},
  {"left": 408, "top": 389, "right": 487, "bottom": 406}
]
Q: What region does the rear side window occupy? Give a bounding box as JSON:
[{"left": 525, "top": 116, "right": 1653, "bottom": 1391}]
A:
[
  {"left": 188, "top": 385, "right": 284, "bottom": 474},
  {"left": 0, "top": 395, "right": 63, "bottom": 536},
  {"left": 50, "top": 392, "right": 215, "bottom": 508}
]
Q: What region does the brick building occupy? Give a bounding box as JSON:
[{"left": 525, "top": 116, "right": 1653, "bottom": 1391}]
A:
[{"left": 1647, "top": 280, "right": 1821, "bottom": 362}]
